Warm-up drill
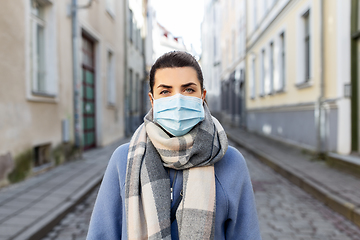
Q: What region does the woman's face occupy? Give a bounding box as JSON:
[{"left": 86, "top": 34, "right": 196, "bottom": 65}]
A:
[{"left": 149, "top": 67, "right": 206, "bottom": 107}]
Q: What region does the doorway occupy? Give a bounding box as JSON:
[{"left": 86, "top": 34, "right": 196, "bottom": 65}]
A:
[{"left": 82, "top": 34, "right": 96, "bottom": 150}]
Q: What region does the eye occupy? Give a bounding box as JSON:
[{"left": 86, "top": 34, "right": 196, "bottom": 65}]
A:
[
  {"left": 184, "top": 88, "right": 195, "bottom": 93},
  {"left": 160, "top": 90, "right": 170, "bottom": 95}
]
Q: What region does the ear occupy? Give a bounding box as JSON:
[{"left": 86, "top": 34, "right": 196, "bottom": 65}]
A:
[
  {"left": 202, "top": 89, "right": 207, "bottom": 102},
  {"left": 148, "top": 92, "right": 154, "bottom": 108}
]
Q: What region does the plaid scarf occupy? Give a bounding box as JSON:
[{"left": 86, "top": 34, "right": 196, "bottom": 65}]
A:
[{"left": 125, "top": 104, "right": 228, "bottom": 240}]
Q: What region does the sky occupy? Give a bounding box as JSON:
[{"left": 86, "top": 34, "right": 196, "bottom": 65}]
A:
[{"left": 151, "top": 0, "right": 205, "bottom": 55}]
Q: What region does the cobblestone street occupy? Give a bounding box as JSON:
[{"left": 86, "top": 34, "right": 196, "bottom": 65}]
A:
[
  {"left": 240, "top": 141, "right": 360, "bottom": 240},
  {"left": 42, "top": 142, "right": 360, "bottom": 240},
  {"left": 41, "top": 186, "right": 99, "bottom": 240}
]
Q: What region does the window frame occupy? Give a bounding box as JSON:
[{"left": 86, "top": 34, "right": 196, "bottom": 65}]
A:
[
  {"left": 269, "top": 41, "right": 274, "bottom": 95},
  {"left": 27, "top": 0, "right": 58, "bottom": 100},
  {"left": 129, "top": 9, "right": 133, "bottom": 43},
  {"left": 296, "top": 4, "right": 313, "bottom": 89},
  {"left": 31, "top": 1, "right": 47, "bottom": 95},
  {"left": 260, "top": 49, "right": 266, "bottom": 97},
  {"left": 278, "top": 31, "right": 286, "bottom": 92},
  {"left": 303, "top": 10, "right": 311, "bottom": 82},
  {"left": 107, "top": 50, "right": 116, "bottom": 106},
  {"left": 106, "top": 0, "right": 115, "bottom": 17},
  {"left": 250, "top": 57, "right": 256, "bottom": 99}
]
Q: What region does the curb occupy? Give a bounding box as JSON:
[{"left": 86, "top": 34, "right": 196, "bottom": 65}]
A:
[
  {"left": 12, "top": 174, "right": 103, "bottom": 240},
  {"left": 227, "top": 131, "right": 360, "bottom": 229}
]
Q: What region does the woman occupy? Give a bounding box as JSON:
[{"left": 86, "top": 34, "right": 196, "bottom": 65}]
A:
[{"left": 87, "top": 51, "right": 261, "bottom": 240}]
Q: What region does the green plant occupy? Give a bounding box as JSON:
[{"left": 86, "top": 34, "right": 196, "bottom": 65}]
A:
[
  {"left": 8, "top": 149, "right": 33, "bottom": 183},
  {"left": 52, "top": 144, "right": 65, "bottom": 166},
  {"left": 52, "top": 142, "right": 79, "bottom": 166}
]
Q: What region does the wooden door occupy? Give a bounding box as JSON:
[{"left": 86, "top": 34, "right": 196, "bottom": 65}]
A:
[{"left": 82, "top": 35, "right": 96, "bottom": 150}]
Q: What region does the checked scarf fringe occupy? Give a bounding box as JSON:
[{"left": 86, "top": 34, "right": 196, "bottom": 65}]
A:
[{"left": 125, "top": 104, "right": 228, "bottom": 240}]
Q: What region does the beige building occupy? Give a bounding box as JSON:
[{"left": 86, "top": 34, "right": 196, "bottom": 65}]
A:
[
  {"left": 202, "top": 0, "right": 247, "bottom": 124},
  {"left": 201, "top": 0, "right": 222, "bottom": 114},
  {"left": 246, "top": 0, "right": 351, "bottom": 157},
  {"left": 351, "top": 0, "right": 360, "bottom": 155},
  {"left": 0, "top": 0, "right": 128, "bottom": 186},
  {"left": 124, "top": 0, "right": 148, "bottom": 136},
  {"left": 202, "top": 0, "right": 354, "bottom": 159}
]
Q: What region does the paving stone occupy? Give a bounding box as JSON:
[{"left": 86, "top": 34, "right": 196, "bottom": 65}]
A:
[
  {"left": 19, "top": 208, "right": 46, "bottom": 218},
  {"left": 1, "top": 215, "right": 33, "bottom": 226},
  {"left": 15, "top": 193, "right": 43, "bottom": 202},
  {"left": 233, "top": 141, "right": 360, "bottom": 240},
  {"left": 0, "top": 224, "right": 22, "bottom": 237},
  {"left": 40, "top": 140, "right": 360, "bottom": 240}
]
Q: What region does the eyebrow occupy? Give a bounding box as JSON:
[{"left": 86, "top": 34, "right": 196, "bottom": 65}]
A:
[
  {"left": 157, "top": 84, "right": 172, "bottom": 89},
  {"left": 156, "top": 82, "right": 198, "bottom": 89},
  {"left": 181, "top": 82, "right": 197, "bottom": 88}
]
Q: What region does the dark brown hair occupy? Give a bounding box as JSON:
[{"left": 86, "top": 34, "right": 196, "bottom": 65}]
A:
[{"left": 149, "top": 51, "right": 204, "bottom": 94}]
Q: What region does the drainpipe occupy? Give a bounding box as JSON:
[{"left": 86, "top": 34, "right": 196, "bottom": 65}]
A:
[
  {"left": 123, "top": 0, "right": 129, "bottom": 136},
  {"left": 71, "top": 0, "right": 94, "bottom": 150},
  {"left": 316, "top": 0, "right": 325, "bottom": 155},
  {"left": 72, "top": 0, "right": 81, "bottom": 149}
]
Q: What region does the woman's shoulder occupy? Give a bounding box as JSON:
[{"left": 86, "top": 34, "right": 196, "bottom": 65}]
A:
[
  {"left": 215, "top": 145, "right": 247, "bottom": 170},
  {"left": 214, "top": 145, "right": 250, "bottom": 183},
  {"left": 109, "top": 142, "right": 130, "bottom": 169}
]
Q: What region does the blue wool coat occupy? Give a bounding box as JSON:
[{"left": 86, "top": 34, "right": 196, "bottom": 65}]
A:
[{"left": 86, "top": 143, "right": 262, "bottom": 240}]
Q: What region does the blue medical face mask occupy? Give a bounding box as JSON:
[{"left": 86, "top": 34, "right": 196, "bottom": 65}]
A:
[{"left": 152, "top": 93, "right": 205, "bottom": 137}]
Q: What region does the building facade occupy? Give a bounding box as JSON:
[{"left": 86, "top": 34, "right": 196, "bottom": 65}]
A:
[
  {"left": 246, "top": 0, "right": 351, "bottom": 155},
  {"left": 351, "top": 0, "right": 360, "bottom": 154},
  {"left": 201, "top": 0, "right": 353, "bottom": 157},
  {"left": 0, "top": 0, "right": 127, "bottom": 186},
  {"left": 201, "top": 0, "right": 222, "bottom": 114},
  {"left": 202, "top": 0, "right": 247, "bottom": 125},
  {"left": 124, "top": 0, "right": 148, "bottom": 136}
]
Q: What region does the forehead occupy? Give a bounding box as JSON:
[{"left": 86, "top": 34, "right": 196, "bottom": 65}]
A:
[{"left": 154, "top": 67, "right": 200, "bottom": 86}]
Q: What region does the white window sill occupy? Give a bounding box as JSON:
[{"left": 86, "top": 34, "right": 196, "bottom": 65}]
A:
[
  {"left": 296, "top": 80, "right": 313, "bottom": 89},
  {"left": 275, "top": 88, "right": 286, "bottom": 94},
  {"left": 27, "top": 92, "right": 58, "bottom": 103},
  {"left": 106, "top": 9, "right": 115, "bottom": 19}
]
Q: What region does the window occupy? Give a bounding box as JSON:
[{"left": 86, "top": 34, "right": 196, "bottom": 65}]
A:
[
  {"left": 263, "top": 0, "right": 268, "bottom": 15},
  {"left": 214, "top": 36, "right": 217, "bottom": 57},
  {"left": 250, "top": 58, "right": 256, "bottom": 99},
  {"left": 269, "top": 42, "right": 274, "bottom": 94},
  {"left": 107, "top": 51, "right": 115, "bottom": 105},
  {"left": 213, "top": 7, "right": 216, "bottom": 23},
  {"left": 134, "top": 27, "right": 137, "bottom": 49},
  {"left": 129, "top": 9, "right": 133, "bottom": 42},
  {"left": 139, "top": 30, "right": 143, "bottom": 54},
  {"left": 30, "top": 0, "right": 56, "bottom": 96},
  {"left": 106, "top": 0, "right": 115, "bottom": 16},
  {"left": 358, "top": 0, "right": 360, "bottom": 30},
  {"left": 239, "top": 16, "right": 245, "bottom": 57},
  {"left": 303, "top": 10, "right": 310, "bottom": 82},
  {"left": 134, "top": 73, "right": 139, "bottom": 111},
  {"left": 232, "top": 30, "right": 235, "bottom": 62},
  {"left": 130, "top": 72, "right": 138, "bottom": 112},
  {"left": 31, "top": 0, "right": 46, "bottom": 94},
  {"left": 34, "top": 143, "right": 51, "bottom": 167},
  {"left": 260, "top": 49, "right": 265, "bottom": 96},
  {"left": 279, "top": 32, "right": 286, "bottom": 91},
  {"left": 137, "top": 29, "right": 141, "bottom": 50},
  {"left": 296, "top": 7, "right": 312, "bottom": 87},
  {"left": 128, "top": 68, "right": 133, "bottom": 111},
  {"left": 253, "top": 0, "right": 258, "bottom": 30}
]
